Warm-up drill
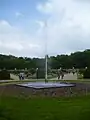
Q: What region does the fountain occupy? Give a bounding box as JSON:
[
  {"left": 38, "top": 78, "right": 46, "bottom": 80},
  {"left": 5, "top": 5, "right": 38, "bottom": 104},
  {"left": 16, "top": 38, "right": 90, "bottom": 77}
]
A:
[
  {"left": 18, "top": 82, "right": 74, "bottom": 89},
  {"left": 17, "top": 21, "right": 75, "bottom": 90},
  {"left": 44, "top": 21, "right": 48, "bottom": 83}
]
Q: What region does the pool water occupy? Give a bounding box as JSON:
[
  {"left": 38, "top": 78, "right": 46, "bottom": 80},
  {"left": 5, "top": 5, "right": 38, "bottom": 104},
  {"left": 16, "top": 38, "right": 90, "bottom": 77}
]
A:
[{"left": 18, "top": 82, "right": 74, "bottom": 89}]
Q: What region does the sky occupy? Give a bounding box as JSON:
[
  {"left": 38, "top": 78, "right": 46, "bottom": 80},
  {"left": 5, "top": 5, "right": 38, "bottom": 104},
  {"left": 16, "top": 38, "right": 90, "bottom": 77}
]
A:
[{"left": 0, "top": 0, "right": 90, "bottom": 57}]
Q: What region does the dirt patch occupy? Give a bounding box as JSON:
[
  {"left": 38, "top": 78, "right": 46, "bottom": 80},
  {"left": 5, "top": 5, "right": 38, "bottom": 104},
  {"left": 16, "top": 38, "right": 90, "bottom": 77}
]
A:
[{"left": 0, "top": 83, "right": 90, "bottom": 97}]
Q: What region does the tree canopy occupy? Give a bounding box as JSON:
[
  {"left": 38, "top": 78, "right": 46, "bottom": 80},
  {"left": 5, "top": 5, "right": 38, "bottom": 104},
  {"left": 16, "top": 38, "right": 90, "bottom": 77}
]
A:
[{"left": 0, "top": 49, "right": 90, "bottom": 70}]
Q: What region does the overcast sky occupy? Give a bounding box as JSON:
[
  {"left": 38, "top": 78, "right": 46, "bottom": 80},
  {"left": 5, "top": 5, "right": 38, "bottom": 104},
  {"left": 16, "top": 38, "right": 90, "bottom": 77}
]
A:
[{"left": 0, "top": 0, "right": 90, "bottom": 57}]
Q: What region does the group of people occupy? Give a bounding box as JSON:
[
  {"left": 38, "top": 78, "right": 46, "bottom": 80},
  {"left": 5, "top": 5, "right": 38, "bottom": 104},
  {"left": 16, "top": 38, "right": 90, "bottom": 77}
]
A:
[
  {"left": 57, "top": 67, "right": 76, "bottom": 80},
  {"left": 18, "top": 67, "right": 76, "bottom": 80},
  {"left": 57, "top": 68, "right": 64, "bottom": 80},
  {"left": 19, "top": 72, "right": 25, "bottom": 80}
]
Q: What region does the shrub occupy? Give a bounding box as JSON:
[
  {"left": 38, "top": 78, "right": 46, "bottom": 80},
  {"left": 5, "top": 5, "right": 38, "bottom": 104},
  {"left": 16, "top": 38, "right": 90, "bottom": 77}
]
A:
[
  {"left": 51, "top": 69, "right": 57, "bottom": 74},
  {"left": 79, "top": 69, "right": 85, "bottom": 75},
  {"left": 83, "top": 68, "right": 90, "bottom": 79},
  {"left": 0, "top": 70, "right": 10, "bottom": 80},
  {"left": 30, "top": 68, "right": 36, "bottom": 75},
  {"left": 10, "top": 70, "right": 20, "bottom": 75},
  {"left": 36, "top": 69, "right": 45, "bottom": 79},
  {"left": 77, "top": 74, "right": 83, "bottom": 79}
]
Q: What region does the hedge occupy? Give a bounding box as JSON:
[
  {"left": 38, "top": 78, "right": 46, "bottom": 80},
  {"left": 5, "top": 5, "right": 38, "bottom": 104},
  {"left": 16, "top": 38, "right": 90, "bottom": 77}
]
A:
[
  {"left": 0, "top": 70, "right": 10, "bottom": 80},
  {"left": 83, "top": 69, "right": 90, "bottom": 79}
]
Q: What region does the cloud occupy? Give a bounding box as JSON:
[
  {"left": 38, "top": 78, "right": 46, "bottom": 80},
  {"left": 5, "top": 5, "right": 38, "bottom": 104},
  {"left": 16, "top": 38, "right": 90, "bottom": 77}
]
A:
[
  {"left": 15, "top": 12, "right": 24, "bottom": 18},
  {"left": 1, "top": 0, "right": 90, "bottom": 57},
  {"left": 35, "top": 20, "right": 45, "bottom": 28},
  {"left": 0, "top": 20, "right": 10, "bottom": 26},
  {"left": 37, "top": 2, "right": 52, "bottom": 14},
  {"left": 36, "top": 0, "right": 90, "bottom": 55},
  {"left": 0, "top": 20, "right": 43, "bottom": 57},
  {"left": 75, "top": 0, "right": 90, "bottom": 3}
]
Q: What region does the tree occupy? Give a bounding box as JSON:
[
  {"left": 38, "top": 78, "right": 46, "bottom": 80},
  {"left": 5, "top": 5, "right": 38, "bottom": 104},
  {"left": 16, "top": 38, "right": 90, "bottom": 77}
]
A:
[{"left": 0, "top": 49, "right": 90, "bottom": 70}]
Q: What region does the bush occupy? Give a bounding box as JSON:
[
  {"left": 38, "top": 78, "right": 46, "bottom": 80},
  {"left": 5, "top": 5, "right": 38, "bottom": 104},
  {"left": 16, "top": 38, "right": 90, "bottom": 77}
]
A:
[
  {"left": 77, "top": 74, "right": 83, "bottom": 79},
  {"left": 36, "top": 69, "right": 45, "bottom": 79},
  {"left": 79, "top": 69, "right": 85, "bottom": 75},
  {"left": 51, "top": 69, "right": 57, "bottom": 74},
  {"left": 83, "top": 68, "right": 90, "bottom": 79},
  {"left": 0, "top": 70, "right": 10, "bottom": 80},
  {"left": 10, "top": 70, "right": 20, "bottom": 75},
  {"left": 30, "top": 68, "right": 36, "bottom": 75}
]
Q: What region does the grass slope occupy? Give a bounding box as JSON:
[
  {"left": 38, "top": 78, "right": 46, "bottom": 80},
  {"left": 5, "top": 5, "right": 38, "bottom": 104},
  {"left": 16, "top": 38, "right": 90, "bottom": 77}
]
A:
[{"left": 0, "top": 96, "right": 90, "bottom": 120}]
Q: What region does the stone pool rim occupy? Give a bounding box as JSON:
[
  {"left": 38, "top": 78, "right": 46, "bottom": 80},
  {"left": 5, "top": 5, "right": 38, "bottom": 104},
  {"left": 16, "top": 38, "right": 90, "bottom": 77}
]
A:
[{"left": 17, "top": 82, "right": 75, "bottom": 89}]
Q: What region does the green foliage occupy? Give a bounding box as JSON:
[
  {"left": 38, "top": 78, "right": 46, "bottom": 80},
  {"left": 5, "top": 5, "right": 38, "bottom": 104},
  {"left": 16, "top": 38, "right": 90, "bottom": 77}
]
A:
[
  {"left": 51, "top": 69, "right": 57, "bottom": 74},
  {"left": 77, "top": 74, "right": 83, "bottom": 79},
  {"left": 30, "top": 68, "right": 36, "bottom": 75},
  {"left": 78, "top": 68, "right": 90, "bottom": 79},
  {"left": 83, "top": 69, "right": 90, "bottom": 79},
  {"left": 37, "top": 69, "right": 45, "bottom": 79},
  {"left": 79, "top": 69, "right": 85, "bottom": 74},
  {"left": 11, "top": 70, "right": 20, "bottom": 75},
  {"left": 0, "top": 49, "right": 90, "bottom": 69},
  {"left": 0, "top": 70, "right": 10, "bottom": 80}
]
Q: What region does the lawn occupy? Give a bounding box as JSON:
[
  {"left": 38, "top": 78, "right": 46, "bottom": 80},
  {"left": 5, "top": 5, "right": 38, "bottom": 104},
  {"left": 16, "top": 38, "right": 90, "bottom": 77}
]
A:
[{"left": 0, "top": 95, "right": 90, "bottom": 120}]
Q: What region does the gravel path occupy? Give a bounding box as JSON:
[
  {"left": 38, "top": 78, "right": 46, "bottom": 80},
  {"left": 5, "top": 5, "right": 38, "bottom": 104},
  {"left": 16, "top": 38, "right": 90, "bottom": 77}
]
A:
[
  {"left": 10, "top": 74, "right": 19, "bottom": 80},
  {"left": 50, "top": 73, "right": 77, "bottom": 80}
]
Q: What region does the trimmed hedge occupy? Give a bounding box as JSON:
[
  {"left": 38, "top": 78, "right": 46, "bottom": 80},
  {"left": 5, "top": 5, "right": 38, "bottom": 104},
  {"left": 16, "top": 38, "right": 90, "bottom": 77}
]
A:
[
  {"left": 36, "top": 69, "right": 45, "bottom": 79},
  {"left": 79, "top": 69, "right": 85, "bottom": 75},
  {"left": 78, "top": 68, "right": 90, "bottom": 79},
  {"left": 83, "top": 69, "right": 90, "bottom": 79},
  {"left": 30, "top": 68, "right": 36, "bottom": 75},
  {"left": 0, "top": 70, "right": 10, "bottom": 80}
]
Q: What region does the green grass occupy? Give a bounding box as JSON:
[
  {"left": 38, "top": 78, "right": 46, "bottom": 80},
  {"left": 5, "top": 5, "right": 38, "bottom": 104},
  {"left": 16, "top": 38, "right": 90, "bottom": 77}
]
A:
[{"left": 0, "top": 95, "right": 90, "bottom": 120}]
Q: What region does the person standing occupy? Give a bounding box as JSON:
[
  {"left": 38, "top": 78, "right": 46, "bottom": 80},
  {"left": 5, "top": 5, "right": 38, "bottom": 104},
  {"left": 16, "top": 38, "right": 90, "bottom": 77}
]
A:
[
  {"left": 19, "top": 72, "right": 24, "bottom": 80},
  {"left": 57, "top": 67, "right": 62, "bottom": 80},
  {"left": 61, "top": 70, "right": 64, "bottom": 80},
  {"left": 72, "top": 67, "right": 75, "bottom": 75},
  {"left": 57, "top": 69, "right": 60, "bottom": 80},
  {"left": 19, "top": 73, "right": 21, "bottom": 80}
]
